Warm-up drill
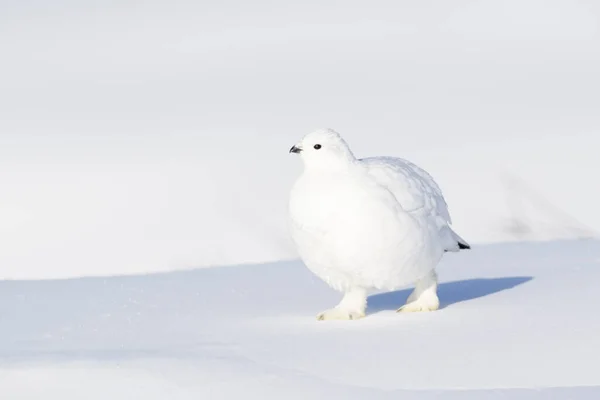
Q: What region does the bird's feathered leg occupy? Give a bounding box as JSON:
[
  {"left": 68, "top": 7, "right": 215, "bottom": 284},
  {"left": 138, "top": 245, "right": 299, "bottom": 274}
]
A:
[
  {"left": 398, "top": 269, "right": 440, "bottom": 312},
  {"left": 317, "top": 287, "right": 367, "bottom": 321}
]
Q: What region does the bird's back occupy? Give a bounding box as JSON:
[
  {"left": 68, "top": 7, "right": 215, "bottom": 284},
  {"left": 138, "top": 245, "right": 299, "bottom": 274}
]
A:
[
  {"left": 360, "top": 156, "right": 470, "bottom": 251},
  {"left": 360, "top": 156, "right": 451, "bottom": 223}
]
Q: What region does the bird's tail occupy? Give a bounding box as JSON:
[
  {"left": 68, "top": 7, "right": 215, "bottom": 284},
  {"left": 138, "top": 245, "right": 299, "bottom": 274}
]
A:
[
  {"left": 444, "top": 228, "right": 471, "bottom": 252},
  {"left": 457, "top": 241, "right": 471, "bottom": 250}
]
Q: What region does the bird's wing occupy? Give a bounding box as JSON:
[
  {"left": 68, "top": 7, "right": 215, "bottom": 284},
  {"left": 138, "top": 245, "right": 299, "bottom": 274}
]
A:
[{"left": 360, "top": 156, "right": 452, "bottom": 224}]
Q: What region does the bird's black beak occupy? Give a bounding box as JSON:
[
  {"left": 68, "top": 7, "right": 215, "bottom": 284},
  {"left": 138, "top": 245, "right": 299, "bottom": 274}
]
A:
[{"left": 289, "top": 145, "right": 302, "bottom": 154}]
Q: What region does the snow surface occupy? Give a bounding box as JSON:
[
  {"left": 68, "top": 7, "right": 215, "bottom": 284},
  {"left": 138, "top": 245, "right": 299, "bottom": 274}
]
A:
[
  {"left": 1, "top": 240, "right": 600, "bottom": 398},
  {"left": 1, "top": 1, "right": 600, "bottom": 398}
]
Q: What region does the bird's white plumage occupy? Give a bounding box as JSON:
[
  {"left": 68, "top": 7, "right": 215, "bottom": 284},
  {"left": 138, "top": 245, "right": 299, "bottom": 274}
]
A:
[
  {"left": 288, "top": 129, "right": 468, "bottom": 320},
  {"left": 360, "top": 156, "right": 466, "bottom": 252},
  {"left": 361, "top": 156, "right": 452, "bottom": 223}
]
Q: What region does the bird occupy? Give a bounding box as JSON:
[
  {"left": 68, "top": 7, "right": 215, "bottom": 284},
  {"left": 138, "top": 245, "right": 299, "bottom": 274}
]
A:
[{"left": 288, "top": 128, "right": 470, "bottom": 320}]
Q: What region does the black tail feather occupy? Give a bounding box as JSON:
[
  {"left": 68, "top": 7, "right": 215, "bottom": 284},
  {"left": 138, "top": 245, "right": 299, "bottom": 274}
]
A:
[{"left": 458, "top": 242, "right": 471, "bottom": 250}]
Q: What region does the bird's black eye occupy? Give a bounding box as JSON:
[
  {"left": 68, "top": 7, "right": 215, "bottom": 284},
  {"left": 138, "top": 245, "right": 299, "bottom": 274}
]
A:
[{"left": 314, "top": 144, "right": 322, "bottom": 150}]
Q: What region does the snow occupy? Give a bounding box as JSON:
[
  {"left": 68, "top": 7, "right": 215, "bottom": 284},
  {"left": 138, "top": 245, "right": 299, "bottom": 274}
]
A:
[
  {"left": 1, "top": 1, "right": 600, "bottom": 279},
  {"left": 1, "top": 0, "right": 600, "bottom": 397},
  {"left": 2, "top": 240, "right": 600, "bottom": 398}
]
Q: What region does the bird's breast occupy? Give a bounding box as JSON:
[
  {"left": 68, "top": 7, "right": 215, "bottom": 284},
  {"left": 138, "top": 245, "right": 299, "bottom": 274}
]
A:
[
  {"left": 290, "top": 175, "right": 360, "bottom": 229},
  {"left": 289, "top": 173, "right": 410, "bottom": 245}
]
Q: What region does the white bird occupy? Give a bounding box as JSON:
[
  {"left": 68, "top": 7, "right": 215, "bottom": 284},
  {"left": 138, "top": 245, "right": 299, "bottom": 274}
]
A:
[{"left": 288, "top": 128, "right": 470, "bottom": 320}]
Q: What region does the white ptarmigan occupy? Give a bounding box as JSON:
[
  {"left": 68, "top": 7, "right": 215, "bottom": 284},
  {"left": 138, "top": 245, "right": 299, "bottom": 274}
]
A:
[{"left": 288, "top": 128, "right": 470, "bottom": 320}]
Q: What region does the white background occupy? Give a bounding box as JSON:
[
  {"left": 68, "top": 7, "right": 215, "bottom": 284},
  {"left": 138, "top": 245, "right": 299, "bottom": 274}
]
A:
[{"left": 1, "top": 0, "right": 599, "bottom": 278}]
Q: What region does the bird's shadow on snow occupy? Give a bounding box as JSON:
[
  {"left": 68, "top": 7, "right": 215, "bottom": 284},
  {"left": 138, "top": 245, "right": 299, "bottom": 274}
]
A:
[{"left": 367, "top": 276, "right": 533, "bottom": 314}]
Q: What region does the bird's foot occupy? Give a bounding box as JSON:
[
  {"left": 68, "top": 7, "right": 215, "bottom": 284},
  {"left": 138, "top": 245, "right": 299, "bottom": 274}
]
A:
[
  {"left": 398, "top": 270, "right": 439, "bottom": 313},
  {"left": 397, "top": 294, "right": 440, "bottom": 313},
  {"left": 316, "top": 307, "right": 365, "bottom": 321}
]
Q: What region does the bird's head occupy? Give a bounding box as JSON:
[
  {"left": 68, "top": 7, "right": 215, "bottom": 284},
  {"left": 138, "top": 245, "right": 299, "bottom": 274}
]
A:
[{"left": 289, "top": 128, "right": 356, "bottom": 171}]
